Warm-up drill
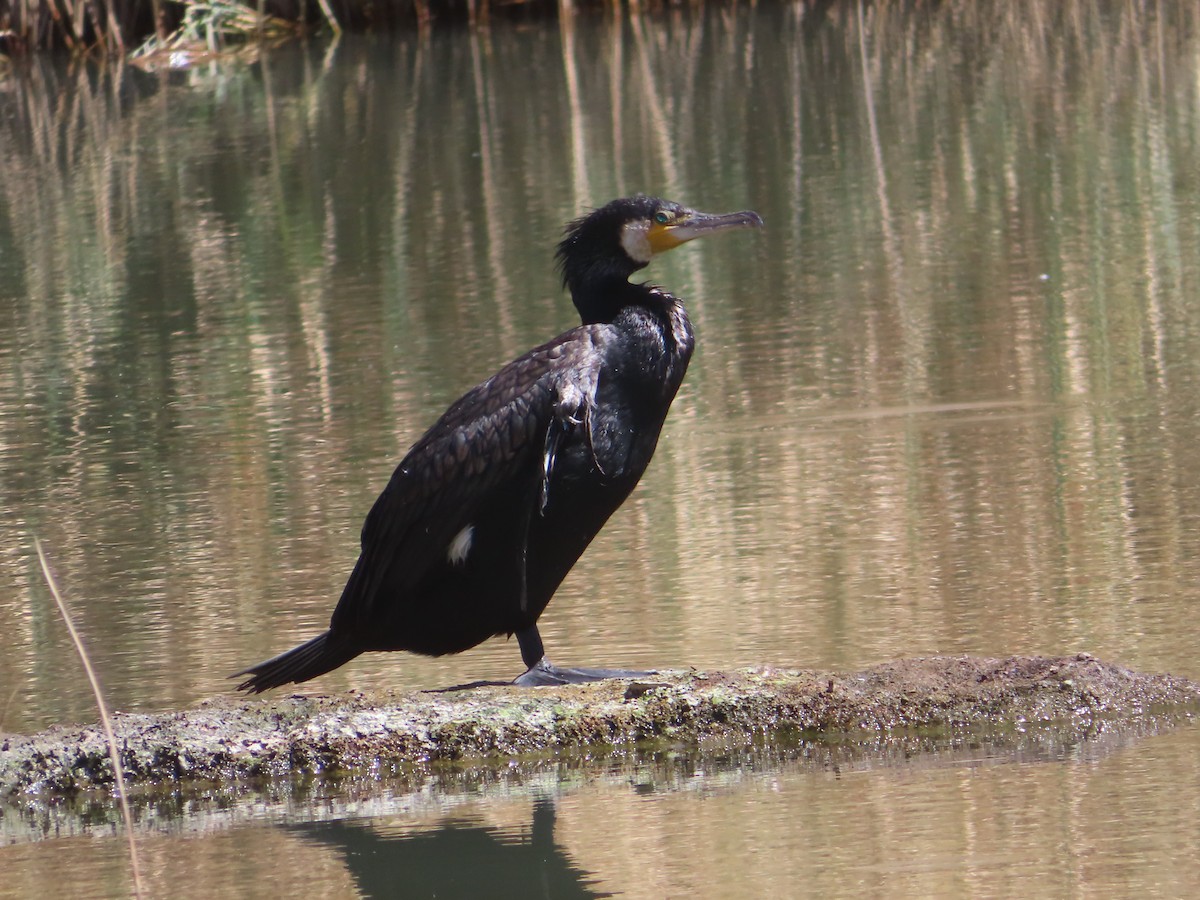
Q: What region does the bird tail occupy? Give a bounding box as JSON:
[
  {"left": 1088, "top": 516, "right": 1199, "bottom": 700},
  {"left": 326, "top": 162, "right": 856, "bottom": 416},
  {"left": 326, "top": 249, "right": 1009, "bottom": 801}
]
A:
[{"left": 233, "top": 631, "right": 360, "bottom": 694}]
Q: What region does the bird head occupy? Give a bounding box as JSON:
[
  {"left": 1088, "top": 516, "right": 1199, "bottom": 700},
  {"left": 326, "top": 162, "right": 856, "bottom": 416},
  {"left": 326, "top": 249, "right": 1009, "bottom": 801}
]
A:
[
  {"left": 556, "top": 195, "right": 763, "bottom": 326},
  {"left": 557, "top": 195, "right": 763, "bottom": 321}
]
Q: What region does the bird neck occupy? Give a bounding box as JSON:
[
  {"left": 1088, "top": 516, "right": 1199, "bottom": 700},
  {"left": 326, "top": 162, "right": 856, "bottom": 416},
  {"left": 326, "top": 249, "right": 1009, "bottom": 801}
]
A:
[
  {"left": 570, "top": 277, "right": 695, "bottom": 373},
  {"left": 569, "top": 275, "right": 664, "bottom": 326}
]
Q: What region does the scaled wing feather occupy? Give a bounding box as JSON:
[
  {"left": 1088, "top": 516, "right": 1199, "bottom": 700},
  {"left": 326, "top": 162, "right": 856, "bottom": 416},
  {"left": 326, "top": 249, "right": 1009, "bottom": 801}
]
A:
[{"left": 331, "top": 327, "right": 609, "bottom": 630}]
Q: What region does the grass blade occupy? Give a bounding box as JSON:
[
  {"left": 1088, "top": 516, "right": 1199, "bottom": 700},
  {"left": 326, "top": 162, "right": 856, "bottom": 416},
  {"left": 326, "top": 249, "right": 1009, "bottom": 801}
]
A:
[{"left": 34, "top": 538, "right": 144, "bottom": 899}]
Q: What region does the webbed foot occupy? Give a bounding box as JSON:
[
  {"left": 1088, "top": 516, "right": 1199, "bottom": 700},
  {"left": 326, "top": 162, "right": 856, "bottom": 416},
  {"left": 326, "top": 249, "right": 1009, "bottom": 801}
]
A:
[{"left": 514, "top": 658, "right": 656, "bottom": 687}]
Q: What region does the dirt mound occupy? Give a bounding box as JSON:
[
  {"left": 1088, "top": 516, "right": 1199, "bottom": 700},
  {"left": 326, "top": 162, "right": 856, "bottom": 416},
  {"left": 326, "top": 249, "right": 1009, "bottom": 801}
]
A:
[{"left": 2, "top": 654, "right": 1196, "bottom": 800}]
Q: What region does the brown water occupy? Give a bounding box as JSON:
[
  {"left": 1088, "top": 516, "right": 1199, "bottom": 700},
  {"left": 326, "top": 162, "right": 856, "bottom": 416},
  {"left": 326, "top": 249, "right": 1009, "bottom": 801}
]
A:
[{"left": 4, "top": 0, "right": 1200, "bottom": 895}]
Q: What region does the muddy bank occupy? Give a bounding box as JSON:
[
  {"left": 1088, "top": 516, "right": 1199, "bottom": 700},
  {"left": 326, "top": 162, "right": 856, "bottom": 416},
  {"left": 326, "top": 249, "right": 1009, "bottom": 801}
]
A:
[{"left": 3, "top": 654, "right": 1198, "bottom": 801}]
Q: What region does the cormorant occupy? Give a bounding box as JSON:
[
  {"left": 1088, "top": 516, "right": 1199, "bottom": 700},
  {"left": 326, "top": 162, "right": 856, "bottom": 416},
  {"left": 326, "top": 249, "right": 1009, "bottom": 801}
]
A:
[{"left": 235, "top": 195, "right": 763, "bottom": 692}]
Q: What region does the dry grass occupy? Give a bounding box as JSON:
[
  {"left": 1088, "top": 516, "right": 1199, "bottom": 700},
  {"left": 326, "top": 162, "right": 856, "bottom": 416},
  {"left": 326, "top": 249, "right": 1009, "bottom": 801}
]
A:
[
  {"left": 34, "top": 538, "right": 144, "bottom": 900},
  {"left": 129, "top": 0, "right": 307, "bottom": 69},
  {"left": 2, "top": 0, "right": 125, "bottom": 54},
  {"left": 2, "top": 0, "right": 338, "bottom": 55}
]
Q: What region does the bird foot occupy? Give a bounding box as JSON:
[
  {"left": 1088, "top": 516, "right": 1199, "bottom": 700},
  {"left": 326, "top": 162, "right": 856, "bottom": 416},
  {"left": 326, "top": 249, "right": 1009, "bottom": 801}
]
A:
[{"left": 514, "top": 658, "right": 656, "bottom": 687}]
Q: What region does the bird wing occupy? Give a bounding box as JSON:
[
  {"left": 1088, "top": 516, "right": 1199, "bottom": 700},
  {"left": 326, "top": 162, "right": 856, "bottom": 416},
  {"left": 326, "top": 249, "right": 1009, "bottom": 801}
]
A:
[{"left": 330, "top": 324, "right": 611, "bottom": 628}]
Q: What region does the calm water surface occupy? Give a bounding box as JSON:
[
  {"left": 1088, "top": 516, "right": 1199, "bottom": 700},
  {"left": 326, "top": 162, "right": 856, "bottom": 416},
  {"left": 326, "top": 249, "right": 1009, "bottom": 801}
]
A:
[{"left": 4, "top": 0, "right": 1200, "bottom": 895}]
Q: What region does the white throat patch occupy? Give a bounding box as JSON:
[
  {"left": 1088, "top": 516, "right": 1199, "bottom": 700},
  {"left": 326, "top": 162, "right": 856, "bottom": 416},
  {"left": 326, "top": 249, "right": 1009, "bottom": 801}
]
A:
[
  {"left": 447, "top": 524, "right": 475, "bottom": 565},
  {"left": 620, "top": 220, "right": 653, "bottom": 264}
]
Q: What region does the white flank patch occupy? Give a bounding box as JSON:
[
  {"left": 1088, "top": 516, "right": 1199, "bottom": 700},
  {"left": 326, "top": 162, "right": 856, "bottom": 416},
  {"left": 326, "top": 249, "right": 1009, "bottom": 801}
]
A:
[{"left": 447, "top": 524, "right": 475, "bottom": 565}]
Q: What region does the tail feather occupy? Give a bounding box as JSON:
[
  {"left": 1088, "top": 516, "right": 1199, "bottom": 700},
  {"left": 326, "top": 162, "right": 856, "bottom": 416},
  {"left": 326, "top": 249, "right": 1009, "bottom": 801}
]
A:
[{"left": 233, "top": 631, "right": 360, "bottom": 694}]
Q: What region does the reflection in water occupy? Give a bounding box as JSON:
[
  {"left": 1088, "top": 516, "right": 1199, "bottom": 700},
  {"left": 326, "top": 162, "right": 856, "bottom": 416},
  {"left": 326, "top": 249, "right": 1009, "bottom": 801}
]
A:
[
  {"left": 3, "top": 722, "right": 1198, "bottom": 897},
  {"left": 4, "top": 1, "right": 1200, "bottom": 894},
  {"left": 291, "top": 798, "right": 607, "bottom": 899}
]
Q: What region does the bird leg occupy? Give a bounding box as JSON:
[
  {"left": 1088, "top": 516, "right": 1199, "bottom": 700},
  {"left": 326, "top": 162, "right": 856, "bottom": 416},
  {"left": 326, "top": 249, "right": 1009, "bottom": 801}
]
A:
[
  {"left": 517, "top": 625, "right": 545, "bottom": 669},
  {"left": 513, "top": 626, "right": 654, "bottom": 686}
]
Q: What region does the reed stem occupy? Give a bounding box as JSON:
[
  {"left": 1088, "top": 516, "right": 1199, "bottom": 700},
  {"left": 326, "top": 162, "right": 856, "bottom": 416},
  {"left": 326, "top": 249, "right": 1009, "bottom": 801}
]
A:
[{"left": 34, "top": 539, "right": 145, "bottom": 900}]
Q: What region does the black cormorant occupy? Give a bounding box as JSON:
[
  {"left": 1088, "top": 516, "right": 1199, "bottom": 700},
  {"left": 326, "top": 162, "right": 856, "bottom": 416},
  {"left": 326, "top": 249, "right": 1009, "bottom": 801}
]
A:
[{"left": 235, "top": 195, "right": 762, "bottom": 692}]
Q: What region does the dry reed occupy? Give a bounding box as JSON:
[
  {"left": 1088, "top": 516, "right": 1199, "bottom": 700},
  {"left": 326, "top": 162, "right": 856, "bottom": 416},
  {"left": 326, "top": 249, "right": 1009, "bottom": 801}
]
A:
[
  {"left": 33, "top": 538, "right": 145, "bottom": 900},
  {"left": 129, "top": 0, "right": 305, "bottom": 68}
]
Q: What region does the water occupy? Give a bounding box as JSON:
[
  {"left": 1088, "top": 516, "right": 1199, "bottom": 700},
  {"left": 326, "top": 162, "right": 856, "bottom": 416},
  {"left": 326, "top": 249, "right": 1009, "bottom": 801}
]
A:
[
  {"left": 4, "top": 0, "right": 1200, "bottom": 894},
  {"left": 3, "top": 726, "right": 1197, "bottom": 897}
]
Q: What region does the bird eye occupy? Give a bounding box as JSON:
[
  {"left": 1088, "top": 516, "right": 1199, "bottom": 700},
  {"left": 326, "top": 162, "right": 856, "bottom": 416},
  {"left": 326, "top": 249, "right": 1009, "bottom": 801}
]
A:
[{"left": 653, "top": 211, "right": 671, "bottom": 225}]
